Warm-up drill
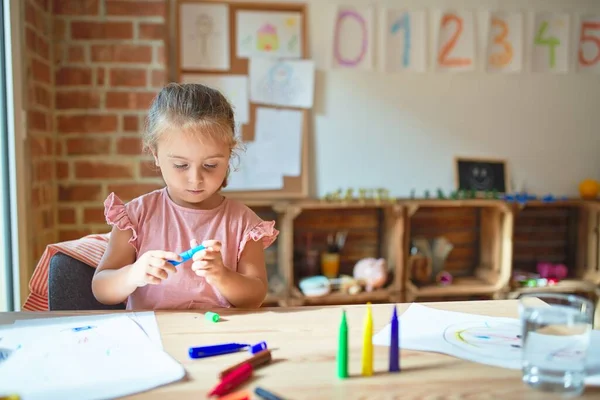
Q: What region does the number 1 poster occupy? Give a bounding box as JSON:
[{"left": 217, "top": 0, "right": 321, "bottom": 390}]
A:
[
  {"left": 531, "top": 12, "right": 570, "bottom": 73},
  {"left": 382, "top": 9, "right": 427, "bottom": 73},
  {"left": 486, "top": 11, "right": 523, "bottom": 73},
  {"left": 435, "top": 10, "right": 476, "bottom": 72}
]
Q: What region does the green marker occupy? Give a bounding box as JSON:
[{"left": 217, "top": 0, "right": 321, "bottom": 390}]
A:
[
  {"left": 205, "top": 311, "right": 220, "bottom": 323},
  {"left": 337, "top": 309, "right": 348, "bottom": 379}
]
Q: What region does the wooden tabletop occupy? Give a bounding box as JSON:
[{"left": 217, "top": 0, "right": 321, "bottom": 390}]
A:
[{"left": 2, "top": 300, "right": 600, "bottom": 400}]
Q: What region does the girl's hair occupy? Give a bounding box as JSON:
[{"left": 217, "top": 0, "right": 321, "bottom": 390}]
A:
[{"left": 144, "top": 83, "right": 239, "bottom": 187}]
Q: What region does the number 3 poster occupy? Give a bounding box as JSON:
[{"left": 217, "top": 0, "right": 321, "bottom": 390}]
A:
[
  {"left": 486, "top": 11, "right": 523, "bottom": 73},
  {"left": 435, "top": 10, "right": 476, "bottom": 72},
  {"left": 531, "top": 12, "right": 570, "bottom": 73}
]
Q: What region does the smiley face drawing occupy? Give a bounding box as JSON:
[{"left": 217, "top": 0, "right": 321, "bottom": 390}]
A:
[{"left": 469, "top": 163, "right": 495, "bottom": 191}]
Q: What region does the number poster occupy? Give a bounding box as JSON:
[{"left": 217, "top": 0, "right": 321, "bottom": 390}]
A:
[{"left": 330, "top": 6, "right": 600, "bottom": 74}]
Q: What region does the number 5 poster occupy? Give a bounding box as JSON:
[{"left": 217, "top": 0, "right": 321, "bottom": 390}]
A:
[
  {"left": 486, "top": 11, "right": 523, "bottom": 73},
  {"left": 435, "top": 10, "right": 476, "bottom": 72},
  {"left": 577, "top": 14, "right": 600, "bottom": 73},
  {"left": 531, "top": 12, "right": 570, "bottom": 73}
]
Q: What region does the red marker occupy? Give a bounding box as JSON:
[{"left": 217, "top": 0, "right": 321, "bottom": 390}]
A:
[{"left": 208, "top": 362, "right": 253, "bottom": 397}]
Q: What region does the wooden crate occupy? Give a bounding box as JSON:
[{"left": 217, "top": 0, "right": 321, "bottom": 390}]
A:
[
  {"left": 245, "top": 200, "right": 291, "bottom": 307},
  {"left": 286, "top": 200, "right": 405, "bottom": 306},
  {"left": 403, "top": 200, "right": 513, "bottom": 301},
  {"left": 507, "top": 200, "right": 600, "bottom": 300}
]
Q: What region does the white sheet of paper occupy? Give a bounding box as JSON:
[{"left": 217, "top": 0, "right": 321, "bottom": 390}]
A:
[
  {"left": 249, "top": 57, "right": 315, "bottom": 108},
  {"left": 331, "top": 5, "right": 374, "bottom": 70},
  {"left": 486, "top": 11, "right": 523, "bottom": 73},
  {"left": 372, "top": 303, "right": 600, "bottom": 386},
  {"left": 181, "top": 74, "right": 250, "bottom": 124},
  {"left": 382, "top": 9, "right": 427, "bottom": 73},
  {"left": 435, "top": 10, "right": 476, "bottom": 72},
  {"left": 225, "top": 140, "right": 284, "bottom": 191},
  {"left": 12, "top": 311, "right": 163, "bottom": 349},
  {"left": 236, "top": 10, "right": 302, "bottom": 59},
  {"left": 179, "top": 3, "right": 230, "bottom": 70},
  {"left": 0, "top": 315, "right": 185, "bottom": 399},
  {"left": 255, "top": 107, "right": 302, "bottom": 176},
  {"left": 531, "top": 12, "right": 570, "bottom": 73},
  {"left": 577, "top": 14, "right": 600, "bottom": 73}
]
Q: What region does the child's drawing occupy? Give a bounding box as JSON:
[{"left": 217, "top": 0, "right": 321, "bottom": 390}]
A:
[
  {"left": 257, "top": 23, "right": 279, "bottom": 52},
  {"left": 236, "top": 10, "right": 302, "bottom": 59},
  {"left": 443, "top": 321, "right": 522, "bottom": 360},
  {"left": 249, "top": 57, "right": 315, "bottom": 109},
  {"left": 179, "top": 3, "right": 230, "bottom": 70}
]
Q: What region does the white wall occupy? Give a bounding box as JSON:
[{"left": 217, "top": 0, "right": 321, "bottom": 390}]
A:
[{"left": 305, "top": 0, "right": 600, "bottom": 198}]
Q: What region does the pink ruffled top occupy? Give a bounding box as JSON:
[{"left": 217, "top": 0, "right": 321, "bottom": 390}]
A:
[{"left": 103, "top": 187, "right": 279, "bottom": 310}]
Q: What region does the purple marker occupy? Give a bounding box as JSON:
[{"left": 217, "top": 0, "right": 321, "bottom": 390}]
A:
[{"left": 389, "top": 305, "right": 400, "bottom": 372}]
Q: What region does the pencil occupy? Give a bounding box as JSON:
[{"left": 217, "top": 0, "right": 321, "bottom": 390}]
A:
[{"left": 361, "top": 302, "right": 373, "bottom": 376}]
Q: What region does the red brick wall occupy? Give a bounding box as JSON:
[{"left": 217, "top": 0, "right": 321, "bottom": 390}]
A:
[
  {"left": 53, "top": 0, "right": 167, "bottom": 242},
  {"left": 25, "top": 0, "right": 56, "bottom": 263}
]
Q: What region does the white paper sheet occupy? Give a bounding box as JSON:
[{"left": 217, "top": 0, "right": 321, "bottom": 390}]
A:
[
  {"left": 179, "top": 3, "right": 230, "bottom": 70},
  {"left": 331, "top": 5, "right": 375, "bottom": 70},
  {"left": 381, "top": 8, "right": 428, "bottom": 73},
  {"left": 12, "top": 312, "right": 163, "bottom": 349},
  {"left": 576, "top": 14, "right": 600, "bottom": 73},
  {"left": 435, "top": 10, "right": 476, "bottom": 72},
  {"left": 236, "top": 10, "right": 303, "bottom": 59},
  {"left": 249, "top": 57, "right": 315, "bottom": 108},
  {"left": 0, "top": 314, "right": 184, "bottom": 399},
  {"left": 486, "top": 11, "right": 523, "bottom": 73},
  {"left": 372, "top": 303, "right": 600, "bottom": 385},
  {"left": 181, "top": 74, "right": 250, "bottom": 124},
  {"left": 225, "top": 140, "right": 284, "bottom": 191},
  {"left": 255, "top": 107, "right": 302, "bottom": 176},
  {"left": 531, "top": 12, "right": 570, "bottom": 73}
]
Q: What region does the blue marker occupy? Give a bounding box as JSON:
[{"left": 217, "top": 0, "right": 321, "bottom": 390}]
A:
[
  {"left": 248, "top": 341, "right": 268, "bottom": 355},
  {"left": 255, "top": 387, "right": 285, "bottom": 400},
  {"left": 72, "top": 325, "right": 95, "bottom": 332},
  {"left": 188, "top": 342, "right": 249, "bottom": 359},
  {"left": 168, "top": 243, "right": 206, "bottom": 266}
]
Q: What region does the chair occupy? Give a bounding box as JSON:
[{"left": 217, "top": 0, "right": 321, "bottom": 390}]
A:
[{"left": 48, "top": 252, "right": 125, "bottom": 311}]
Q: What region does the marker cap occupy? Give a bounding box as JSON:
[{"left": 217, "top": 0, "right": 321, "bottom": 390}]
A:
[
  {"left": 248, "top": 341, "right": 267, "bottom": 354},
  {"left": 205, "top": 311, "right": 220, "bottom": 322}
]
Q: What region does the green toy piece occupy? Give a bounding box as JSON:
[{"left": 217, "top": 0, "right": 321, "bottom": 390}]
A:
[
  {"left": 436, "top": 188, "right": 446, "bottom": 199},
  {"left": 424, "top": 190, "right": 430, "bottom": 199}
]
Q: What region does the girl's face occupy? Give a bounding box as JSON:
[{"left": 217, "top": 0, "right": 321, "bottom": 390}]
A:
[{"left": 153, "top": 129, "right": 230, "bottom": 209}]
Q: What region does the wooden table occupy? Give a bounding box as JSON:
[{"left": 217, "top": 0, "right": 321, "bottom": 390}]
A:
[{"left": 2, "top": 300, "right": 599, "bottom": 399}]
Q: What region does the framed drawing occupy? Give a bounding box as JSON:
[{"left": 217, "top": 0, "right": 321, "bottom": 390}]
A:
[{"left": 455, "top": 157, "right": 510, "bottom": 195}]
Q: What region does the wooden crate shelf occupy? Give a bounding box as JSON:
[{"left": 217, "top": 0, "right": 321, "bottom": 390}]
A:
[
  {"left": 508, "top": 200, "right": 600, "bottom": 300},
  {"left": 286, "top": 200, "right": 404, "bottom": 306},
  {"left": 403, "top": 200, "right": 513, "bottom": 301}
]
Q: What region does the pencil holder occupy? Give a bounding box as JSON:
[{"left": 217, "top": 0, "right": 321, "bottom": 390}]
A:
[{"left": 321, "top": 252, "right": 340, "bottom": 278}]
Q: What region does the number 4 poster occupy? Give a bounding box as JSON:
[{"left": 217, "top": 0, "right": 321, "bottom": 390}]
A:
[
  {"left": 486, "top": 11, "right": 523, "bottom": 73},
  {"left": 578, "top": 14, "right": 600, "bottom": 73},
  {"left": 435, "top": 10, "right": 476, "bottom": 72},
  {"left": 532, "top": 12, "right": 570, "bottom": 73}
]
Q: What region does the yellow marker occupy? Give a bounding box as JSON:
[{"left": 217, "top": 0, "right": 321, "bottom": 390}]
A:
[
  {"left": 361, "top": 302, "right": 373, "bottom": 376},
  {"left": 0, "top": 395, "right": 20, "bottom": 400}
]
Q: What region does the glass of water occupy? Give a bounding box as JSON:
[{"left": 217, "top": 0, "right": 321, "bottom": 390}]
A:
[{"left": 519, "top": 293, "right": 595, "bottom": 396}]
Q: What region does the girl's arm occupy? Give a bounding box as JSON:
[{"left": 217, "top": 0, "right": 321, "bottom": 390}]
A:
[
  {"left": 91, "top": 226, "right": 138, "bottom": 305},
  {"left": 213, "top": 239, "right": 269, "bottom": 308}
]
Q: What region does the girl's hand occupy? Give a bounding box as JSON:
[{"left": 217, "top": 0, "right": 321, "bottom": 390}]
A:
[
  {"left": 190, "top": 239, "right": 227, "bottom": 284},
  {"left": 128, "top": 250, "right": 180, "bottom": 287}
]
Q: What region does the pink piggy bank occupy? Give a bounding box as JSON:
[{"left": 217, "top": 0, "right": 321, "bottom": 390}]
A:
[{"left": 353, "top": 257, "right": 388, "bottom": 292}]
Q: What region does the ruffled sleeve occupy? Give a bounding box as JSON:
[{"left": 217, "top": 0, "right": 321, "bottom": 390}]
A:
[
  {"left": 237, "top": 220, "right": 279, "bottom": 261},
  {"left": 104, "top": 192, "right": 138, "bottom": 250}
]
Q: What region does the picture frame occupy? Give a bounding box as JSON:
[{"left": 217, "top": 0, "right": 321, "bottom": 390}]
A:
[{"left": 454, "top": 156, "right": 510, "bottom": 195}]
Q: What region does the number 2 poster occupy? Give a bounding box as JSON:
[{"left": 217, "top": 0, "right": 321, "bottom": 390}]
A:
[
  {"left": 531, "top": 12, "right": 570, "bottom": 73},
  {"left": 435, "top": 10, "right": 476, "bottom": 72}
]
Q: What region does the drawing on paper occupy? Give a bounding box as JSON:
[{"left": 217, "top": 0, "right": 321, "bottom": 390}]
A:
[
  {"left": 443, "top": 321, "right": 523, "bottom": 360},
  {"left": 257, "top": 23, "right": 279, "bottom": 51},
  {"left": 193, "top": 14, "right": 216, "bottom": 62},
  {"left": 256, "top": 61, "right": 302, "bottom": 105}
]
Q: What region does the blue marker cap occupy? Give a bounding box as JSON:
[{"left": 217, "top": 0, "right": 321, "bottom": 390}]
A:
[
  {"left": 169, "top": 244, "right": 206, "bottom": 266},
  {"left": 248, "top": 341, "right": 268, "bottom": 355},
  {"left": 188, "top": 342, "right": 249, "bottom": 359}
]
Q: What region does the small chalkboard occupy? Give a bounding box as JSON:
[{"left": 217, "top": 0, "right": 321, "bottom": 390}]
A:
[{"left": 455, "top": 157, "right": 509, "bottom": 194}]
